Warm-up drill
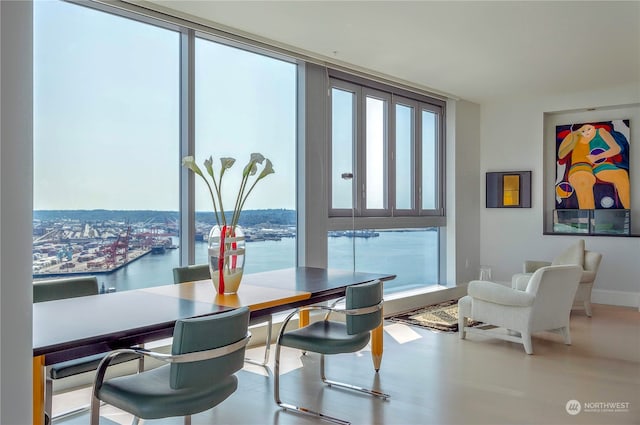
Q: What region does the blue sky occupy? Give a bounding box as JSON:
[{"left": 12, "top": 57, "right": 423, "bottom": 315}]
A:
[
  {"left": 33, "top": 0, "right": 433, "bottom": 215},
  {"left": 33, "top": 0, "right": 296, "bottom": 212}
]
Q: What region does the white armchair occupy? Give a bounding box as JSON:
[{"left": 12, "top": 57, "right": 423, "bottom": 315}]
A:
[
  {"left": 511, "top": 239, "right": 603, "bottom": 316},
  {"left": 458, "top": 265, "right": 583, "bottom": 354}
]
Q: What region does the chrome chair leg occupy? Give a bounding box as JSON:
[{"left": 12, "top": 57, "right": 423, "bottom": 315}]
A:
[
  {"left": 273, "top": 342, "right": 283, "bottom": 405},
  {"left": 262, "top": 315, "right": 272, "bottom": 364},
  {"left": 45, "top": 377, "right": 53, "bottom": 421},
  {"left": 245, "top": 315, "right": 272, "bottom": 367},
  {"left": 90, "top": 394, "right": 100, "bottom": 425},
  {"left": 274, "top": 344, "right": 351, "bottom": 425},
  {"left": 320, "top": 354, "right": 390, "bottom": 399}
]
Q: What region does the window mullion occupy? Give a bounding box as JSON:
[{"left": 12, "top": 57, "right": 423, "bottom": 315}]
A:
[
  {"left": 389, "top": 95, "right": 397, "bottom": 216},
  {"left": 415, "top": 104, "right": 423, "bottom": 215},
  {"left": 179, "top": 29, "right": 196, "bottom": 266}
]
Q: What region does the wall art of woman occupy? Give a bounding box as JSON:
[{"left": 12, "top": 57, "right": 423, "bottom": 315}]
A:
[{"left": 555, "top": 120, "right": 630, "bottom": 209}]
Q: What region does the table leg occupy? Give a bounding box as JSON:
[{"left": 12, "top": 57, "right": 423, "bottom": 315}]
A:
[
  {"left": 299, "top": 309, "right": 309, "bottom": 327},
  {"left": 33, "top": 355, "right": 45, "bottom": 425},
  {"left": 371, "top": 322, "right": 383, "bottom": 372}
]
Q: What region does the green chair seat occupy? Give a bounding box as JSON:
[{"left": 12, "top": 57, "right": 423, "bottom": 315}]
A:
[
  {"left": 279, "top": 321, "right": 370, "bottom": 355},
  {"left": 97, "top": 365, "right": 237, "bottom": 420}
]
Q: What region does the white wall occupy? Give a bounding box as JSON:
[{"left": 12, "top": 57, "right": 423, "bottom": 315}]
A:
[
  {"left": 446, "top": 99, "right": 481, "bottom": 286},
  {"left": 1, "top": 1, "right": 34, "bottom": 424},
  {"left": 480, "top": 83, "right": 640, "bottom": 307}
]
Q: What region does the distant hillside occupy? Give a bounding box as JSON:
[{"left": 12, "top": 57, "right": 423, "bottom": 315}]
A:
[{"left": 34, "top": 209, "right": 296, "bottom": 227}]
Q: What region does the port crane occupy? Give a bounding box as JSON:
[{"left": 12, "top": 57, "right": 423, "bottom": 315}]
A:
[{"left": 104, "top": 226, "right": 130, "bottom": 267}]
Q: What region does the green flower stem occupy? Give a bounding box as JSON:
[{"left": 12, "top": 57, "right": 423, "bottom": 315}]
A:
[
  {"left": 203, "top": 157, "right": 223, "bottom": 226},
  {"left": 235, "top": 176, "right": 262, "bottom": 227},
  {"left": 203, "top": 178, "right": 221, "bottom": 226},
  {"left": 231, "top": 171, "right": 252, "bottom": 228},
  {"left": 213, "top": 173, "right": 226, "bottom": 226}
]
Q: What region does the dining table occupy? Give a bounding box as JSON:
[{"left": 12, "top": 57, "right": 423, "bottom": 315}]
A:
[{"left": 33, "top": 267, "right": 395, "bottom": 425}]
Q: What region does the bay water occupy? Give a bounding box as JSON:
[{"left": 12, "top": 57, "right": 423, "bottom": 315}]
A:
[{"left": 99, "top": 230, "right": 439, "bottom": 294}]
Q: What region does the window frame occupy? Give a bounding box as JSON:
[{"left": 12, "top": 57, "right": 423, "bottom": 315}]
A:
[
  {"left": 418, "top": 102, "right": 445, "bottom": 216},
  {"left": 328, "top": 74, "right": 446, "bottom": 225},
  {"left": 328, "top": 80, "right": 360, "bottom": 218}
]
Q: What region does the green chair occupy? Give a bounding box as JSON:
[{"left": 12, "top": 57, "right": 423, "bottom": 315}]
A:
[
  {"left": 172, "top": 264, "right": 211, "bottom": 286},
  {"left": 33, "top": 276, "right": 141, "bottom": 423},
  {"left": 173, "top": 264, "right": 273, "bottom": 366},
  {"left": 274, "top": 280, "right": 389, "bottom": 425},
  {"left": 90, "top": 306, "right": 250, "bottom": 425}
]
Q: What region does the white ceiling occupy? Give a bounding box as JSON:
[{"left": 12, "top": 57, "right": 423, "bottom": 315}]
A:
[{"left": 144, "top": 1, "right": 640, "bottom": 104}]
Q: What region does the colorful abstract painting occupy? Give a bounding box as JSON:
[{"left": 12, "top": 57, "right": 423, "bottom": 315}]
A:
[{"left": 555, "top": 120, "right": 630, "bottom": 209}]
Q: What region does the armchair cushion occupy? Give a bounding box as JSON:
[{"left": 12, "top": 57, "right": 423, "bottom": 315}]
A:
[
  {"left": 580, "top": 270, "right": 597, "bottom": 284},
  {"left": 468, "top": 280, "right": 535, "bottom": 307},
  {"left": 524, "top": 260, "right": 551, "bottom": 273},
  {"left": 512, "top": 273, "right": 532, "bottom": 291},
  {"left": 551, "top": 239, "right": 585, "bottom": 267}
]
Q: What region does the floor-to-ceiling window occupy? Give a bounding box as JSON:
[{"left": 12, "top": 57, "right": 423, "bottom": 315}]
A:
[
  {"left": 34, "top": 0, "right": 181, "bottom": 291},
  {"left": 33, "top": 1, "right": 297, "bottom": 292},
  {"left": 193, "top": 35, "right": 297, "bottom": 272}
]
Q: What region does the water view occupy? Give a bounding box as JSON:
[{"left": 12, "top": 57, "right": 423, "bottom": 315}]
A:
[
  {"left": 33, "top": 209, "right": 439, "bottom": 295},
  {"left": 99, "top": 230, "right": 439, "bottom": 294}
]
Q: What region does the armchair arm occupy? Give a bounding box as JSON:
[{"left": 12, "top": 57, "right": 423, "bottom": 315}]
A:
[
  {"left": 468, "top": 280, "right": 535, "bottom": 307},
  {"left": 524, "top": 260, "right": 551, "bottom": 273}
]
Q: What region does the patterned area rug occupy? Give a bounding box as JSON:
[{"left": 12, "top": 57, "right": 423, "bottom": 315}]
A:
[{"left": 387, "top": 300, "right": 477, "bottom": 332}]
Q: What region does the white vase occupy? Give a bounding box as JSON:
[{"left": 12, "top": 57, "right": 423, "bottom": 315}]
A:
[{"left": 208, "top": 225, "right": 245, "bottom": 294}]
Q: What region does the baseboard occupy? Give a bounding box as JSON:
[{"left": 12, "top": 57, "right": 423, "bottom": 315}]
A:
[{"left": 592, "top": 289, "right": 640, "bottom": 310}]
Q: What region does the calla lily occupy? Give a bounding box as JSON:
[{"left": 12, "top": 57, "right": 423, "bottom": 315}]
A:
[
  {"left": 220, "top": 157, "right": 235, "bottom": 172},
  {"left": 182, "top": 156, "right": 203, "bottom": 177},
  {"left": 183, "top": 155, "right": 220, "bottom": 224},
  {"left": 182, "top": 152, "right": 274, "bottom": 229},
  {"left": 182, "top": 155, "right": 195, "bottom": 167},
  {"left": 251, "top": 153, "right": 265, "bottom": 164},
  {"left": 242, "top": 153, "right": 264, "bottom": 176},
  {"left": 257, "top": 159, "right": 275, "bottom": 180},
  {"left": 204, "top": 156, "right": 214, "bottom": 178}
]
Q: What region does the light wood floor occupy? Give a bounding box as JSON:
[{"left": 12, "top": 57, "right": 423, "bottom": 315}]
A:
[{"left": 54, "top": 303, "right": 639, "bottom": 425}]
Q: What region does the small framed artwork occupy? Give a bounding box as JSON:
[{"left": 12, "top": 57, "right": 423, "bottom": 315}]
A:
[{"left": 486, "top": 171, "right": 531, "bottom": 208}]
